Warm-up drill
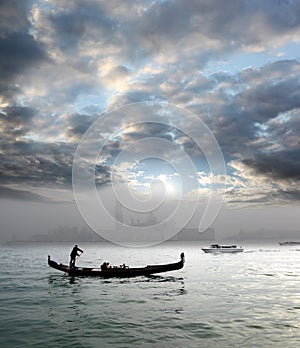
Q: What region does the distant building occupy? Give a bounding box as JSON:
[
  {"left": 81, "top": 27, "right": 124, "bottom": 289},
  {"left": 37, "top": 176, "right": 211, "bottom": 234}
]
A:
[
  {"left": 226, "top": 228, "right": 300, "bottom": 242},
  {"left": 30, "top": 225, "right": 107, "bottom": 242},
  {"left": 131, "top": 212, "right": 158, "bottom": 227},
  {"left": 115, "top": 201, "right": 123, "bottom": 223}
]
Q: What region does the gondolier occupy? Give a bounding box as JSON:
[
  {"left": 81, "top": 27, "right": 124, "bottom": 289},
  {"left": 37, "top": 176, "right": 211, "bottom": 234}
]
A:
[{"left": 69, "top": 244, "right": 83, "bottom": 268}]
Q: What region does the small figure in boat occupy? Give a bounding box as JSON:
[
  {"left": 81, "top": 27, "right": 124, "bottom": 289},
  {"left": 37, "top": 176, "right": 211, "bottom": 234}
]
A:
[
  {"left": 69, "top": 244, "right": 83, "bottom": 268},
  {"left": 101, "top": 262, "right": 111, "bottom": 270}
]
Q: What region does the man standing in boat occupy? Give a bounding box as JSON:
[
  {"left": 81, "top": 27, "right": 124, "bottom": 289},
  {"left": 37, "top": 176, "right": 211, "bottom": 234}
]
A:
[{"left": 69, "top": 244, "right": 83, "bottom": 268}]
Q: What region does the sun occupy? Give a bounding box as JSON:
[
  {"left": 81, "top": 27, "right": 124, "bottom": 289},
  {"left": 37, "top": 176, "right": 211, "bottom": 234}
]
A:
[{"left": 157, "top": 174, "right": 177, "bottom": 197}]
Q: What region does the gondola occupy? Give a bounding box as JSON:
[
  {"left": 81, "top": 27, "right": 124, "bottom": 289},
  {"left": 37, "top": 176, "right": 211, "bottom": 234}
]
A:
[{"left": 48, "top": 253, "right": 185, "bottom": 278}]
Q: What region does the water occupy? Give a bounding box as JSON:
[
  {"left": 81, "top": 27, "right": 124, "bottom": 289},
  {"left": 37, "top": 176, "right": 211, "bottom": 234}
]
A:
[{"left": 1, "top": 242, "right": 300, "bottom": 347}]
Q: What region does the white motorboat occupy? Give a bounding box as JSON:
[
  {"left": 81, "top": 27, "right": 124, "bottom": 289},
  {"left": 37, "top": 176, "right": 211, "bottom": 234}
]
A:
[{"left": 202, "top": 244, "right": 244, "bottom": 253}]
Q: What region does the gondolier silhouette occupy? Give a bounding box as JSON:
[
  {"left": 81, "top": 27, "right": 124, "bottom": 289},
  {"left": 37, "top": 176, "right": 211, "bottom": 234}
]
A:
[{"left": 69, "top": 244, "right": 83, "bottom": 268}]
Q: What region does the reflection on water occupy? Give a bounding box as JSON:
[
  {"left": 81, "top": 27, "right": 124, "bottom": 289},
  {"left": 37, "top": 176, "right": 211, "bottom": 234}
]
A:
[
  {"left": 48, "top": 274, "right": 82, "bottom": 287},
  {"left": 48, "top": 273, "right": 185, "bottom": 285},
  {"left": 146, "top": 274, "right": 184, "bottom": 282},
  {"left": 46, "top": 267, "right": 187, "bottom": 344}
]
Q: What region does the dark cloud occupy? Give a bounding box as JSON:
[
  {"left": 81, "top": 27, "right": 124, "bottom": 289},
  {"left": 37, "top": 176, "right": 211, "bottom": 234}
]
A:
[
  {"left": 241, "top": 60, "right": 300, "bottom": 82},
  {"left": 48, "top": 1, "right": 115, "bottom": 51},
  {"left": 0, "top": 141, "right": 74, "bottom": 188},
  {"left": 53, "top": 113, "right": 97, "bottom": 141},
  {"left": 39, "top": 0, "right": 300, "bottom": 71},
  {"left": 0, "top": 33, "right": 48, "bottom": 81},
  {"left": 0, "top": 83, "right": 21, "bottom": 105},
  {"left": 0, "top": 0, "right": 30, "bottom": 33},
  {"left": 227, "top": 187, "right": 300, "bottom": 205},
  {"left": 0, "top": 31, "right": 48, "bottom": 107},
  {"left": 241, "top": 150, "right": 300, "bottom": 181},
  {"left": 98, "top": 122, "right": 207, "bottom": 171},
  {"left": 184, "top": 75, "right": 215, "bottom": 94},
  {"left": 0, "top": 106, "right": 35, "bottom": 139},
  {"left": 98, "top": 122, "right": 177, "bottom": 166},
  {"left": 119, "top": 0, "right": 300, "bottom": 65},
  {"left": 0, "top": 186, "right": 56, "bottom": 203},
  {"left": 236, "top": 78, "right": 300, "bottom": 123},
  {"left": 66, "top": 115, "right": 95, "bottom": 139},
  {"left": 95, "top": 163, "right": 112, "bottom": 187},
  {"left": 203, "top": 60, "right": 300, "bottom": 156},
  {"left": 0, "top": 107, "right": 114, "bottom": 195},
  {"left": 272, "top": 189, "right": 300, "bottom": 202},
  {"left": 119, "top": 123, "right": 175, "bottom": 142},
  {"left": 0, "top": 138, "right": 112, "bottom": 195},
  {"left": 256, "top": 0, "right": 300, "bottom": 31},
  {"left": 0, "top": 1, "right": 48, "bottom": 108}
]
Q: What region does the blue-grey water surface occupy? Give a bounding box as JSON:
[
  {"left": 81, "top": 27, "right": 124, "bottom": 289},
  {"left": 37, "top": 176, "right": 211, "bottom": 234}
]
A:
[{"left": 1, "top": 241, "right": 300, "bottom": 347}]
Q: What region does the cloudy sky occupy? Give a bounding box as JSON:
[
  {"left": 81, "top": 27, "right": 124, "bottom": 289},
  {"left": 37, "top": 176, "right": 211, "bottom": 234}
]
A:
[{"left": 1, "top": 0, "right": 300, "bottom": 242}]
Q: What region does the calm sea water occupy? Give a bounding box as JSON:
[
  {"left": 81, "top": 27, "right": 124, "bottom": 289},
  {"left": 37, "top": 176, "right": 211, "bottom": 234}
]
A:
[{"left": 1, "top": 241, "right": 300, "bottom": 347}]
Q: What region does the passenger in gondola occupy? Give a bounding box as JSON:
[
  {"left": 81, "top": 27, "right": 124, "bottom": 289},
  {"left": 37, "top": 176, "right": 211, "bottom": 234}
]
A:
[
  {"left": 69, "top": 244, "right": 83, "bottom": 268},
  {"left": 101, "top": 262, "right": 109, "bottom": 270}
]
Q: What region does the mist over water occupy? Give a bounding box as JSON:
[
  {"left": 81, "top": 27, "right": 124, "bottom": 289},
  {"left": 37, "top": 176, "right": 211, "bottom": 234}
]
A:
[{"left": 1, "top": 241, "right": 300, "bottom": 347}]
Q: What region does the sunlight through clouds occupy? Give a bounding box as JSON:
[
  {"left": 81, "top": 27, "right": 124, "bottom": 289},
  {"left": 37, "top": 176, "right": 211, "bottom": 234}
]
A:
[{"left": 1, "top": 0, "right": 300, "bottom": 241}]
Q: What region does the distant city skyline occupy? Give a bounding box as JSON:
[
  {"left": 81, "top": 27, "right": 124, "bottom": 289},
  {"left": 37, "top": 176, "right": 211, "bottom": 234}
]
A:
[{"left": 4, "top": 221, "right": 300, "bottom": 245}]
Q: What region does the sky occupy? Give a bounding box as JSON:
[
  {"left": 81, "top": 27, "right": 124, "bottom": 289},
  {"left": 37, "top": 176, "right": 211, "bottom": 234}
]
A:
[{"left": 1, "top": 0, "right": 300, "bottom": 243}]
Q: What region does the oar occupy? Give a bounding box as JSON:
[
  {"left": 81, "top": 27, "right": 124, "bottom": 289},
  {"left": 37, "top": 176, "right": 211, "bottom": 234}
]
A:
[
  {"left": 74, "top": 251, "right": 83, "bottom": 265},
  {"left": 75, "top": 252, "right": 83, "bottom": 262}
]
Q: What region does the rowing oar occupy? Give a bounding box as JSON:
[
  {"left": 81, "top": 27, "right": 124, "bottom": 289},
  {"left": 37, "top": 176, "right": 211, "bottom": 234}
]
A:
[
  {"left": 76, "top": 251, "right": 83, "bottom": 262},
  {"left": 74, "top": 251, "right": 83, "bottom": 265}
]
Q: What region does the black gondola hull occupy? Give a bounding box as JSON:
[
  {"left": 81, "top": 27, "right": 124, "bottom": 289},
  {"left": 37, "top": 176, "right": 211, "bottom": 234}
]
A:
[{"left": 48, "top": 253, "right": 185, "bottom": 278}]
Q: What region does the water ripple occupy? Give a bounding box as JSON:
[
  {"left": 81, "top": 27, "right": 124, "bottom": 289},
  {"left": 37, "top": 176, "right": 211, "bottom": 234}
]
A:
[{"left": 1, "top": 242, "right": 300, "bottom": 347}]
